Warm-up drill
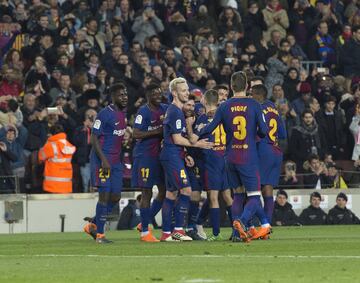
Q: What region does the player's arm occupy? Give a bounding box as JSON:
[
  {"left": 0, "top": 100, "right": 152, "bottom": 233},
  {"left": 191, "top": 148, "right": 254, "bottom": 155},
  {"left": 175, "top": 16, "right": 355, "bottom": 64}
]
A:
[
  {"left": 132, "top": 127, "right": 162, "bottom": 139},
  {"left": 255, "top": 103, "right": 269, "bottom": 138},
  {"left": 277, "top": 116, "right": 287, "bottom": 140},
  {"left": 198, "top": 106, "right": 222, "bottom": 137},
  {"left": 172, "top": 133, "right": 212, "bottom": 149},
  {"left": 91, "top": 133, "right": 110, "bottom": 174},
  {"left": 186, "top": 116, "right": 199, "bottom": 144},
  {"left": 91, "top": 114, "right": 110, "bottom": 174},
  {"left": 132, "top": 111, "right": 163, "bottom": 139}
]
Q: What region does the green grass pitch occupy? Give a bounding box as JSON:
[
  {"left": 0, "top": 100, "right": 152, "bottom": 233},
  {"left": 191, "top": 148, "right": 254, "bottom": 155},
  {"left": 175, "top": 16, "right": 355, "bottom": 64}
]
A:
[{"left": 0, "top": 226, "right": 360, "bottom": 283}]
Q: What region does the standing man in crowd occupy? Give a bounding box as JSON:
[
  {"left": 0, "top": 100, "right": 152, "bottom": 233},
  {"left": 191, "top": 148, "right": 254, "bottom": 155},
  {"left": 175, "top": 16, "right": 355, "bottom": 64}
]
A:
[{"left": 84, "top": 83, "right": 128, "bottom": 244}]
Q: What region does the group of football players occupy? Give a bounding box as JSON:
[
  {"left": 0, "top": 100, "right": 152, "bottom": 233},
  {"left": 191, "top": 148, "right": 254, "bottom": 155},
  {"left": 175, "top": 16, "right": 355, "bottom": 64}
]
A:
[{"left": 83, "top": 71, "right": 286, "bottom": 244}]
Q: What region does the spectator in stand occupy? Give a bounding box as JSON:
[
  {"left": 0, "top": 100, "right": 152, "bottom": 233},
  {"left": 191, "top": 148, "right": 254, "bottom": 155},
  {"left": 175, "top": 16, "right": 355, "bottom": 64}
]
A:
[
  {"left": 0, "top": 124, "right": 28, "bottom": 192},
  {"left": 299, "top": 191, "right": 327, "bottom": 225},
  {"left": 326, "top": 162, "right": 348, "bottom": 188},
  {"left": 282, "top": 67, "right": 300, "bottom": 102},
  {"left": 217, "top": 6, "right": 242, "bottom": 37},
  {"left": 131, "top": 4, "right": 164, "bottom": 47},
  {"left": 272, "top": 189, "right": 300, "bottom": 226},
  {"left": 243, "top": 1, "right": 267, "bottom": 44},
  {"left": 72, "top": 109, "right": 97, "bottom": 193},
  {"left": 279, "top": 160, "right": 301, "bottom": 188},
  {"left": 278, "top": 99, "right": 299, "bottom": 155},
  {"left": 265, "top": 49, "right": 289, "bottom": 96},
  {"left": 303, "top": 154, "right": 332, "bottom": 188},
  {"left": 0, "top": 66, "right": 22, "bottom": 110},
  {"left": 308, "top": 21, "right": 337, "bottom": 67},
  {"left": 328, "top": 192, "right": 360, "bottom": 224},
  {"left": 292, "top": 82, "right": 312, "bottom": 116},
  {"left": 49, "top": 73, "right": 77, "bottom": 107},
  {"left": 38, "top": 124, "right": 76, "bottom": 194},
  {"left": 117, "top": 194, "right": 141, "bottom": 230},
  {"left": 289, "top": 110, "right": 326, "bottom": 168},
  {"left": 316, "top": 95, "right": 346, "bottom": 159},
  {"left": 349, "top": 102, "right": 360, "bottom": 162},
  {"left": 0, "top": 138, "right": 17, "bottom": 194},
  {"left": 84, "top": 17, "right": 112, "bottom": 55},
  {"left": 262, "top": 0, "right": 289, "bottom": 42},
  {"left": 288, "top": 0, "right": 319, "bottom": 49},
  {"left": 340, "top": 25, "right": 360, "bottom": 78},
  {"left": 186, "top": 5, "right": 217, "bottom": 37}
]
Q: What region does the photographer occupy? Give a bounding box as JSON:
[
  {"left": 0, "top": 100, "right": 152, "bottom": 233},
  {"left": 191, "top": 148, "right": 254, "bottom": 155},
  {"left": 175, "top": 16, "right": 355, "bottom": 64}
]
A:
[{"left": 279, "top": 160, "right": 301, "bottom": 188}]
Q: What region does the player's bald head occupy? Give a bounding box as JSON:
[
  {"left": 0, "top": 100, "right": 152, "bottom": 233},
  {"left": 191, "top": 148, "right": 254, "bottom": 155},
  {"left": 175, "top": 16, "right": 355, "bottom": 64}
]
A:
[
  {"left": 231, "top": 71, "right": 248, "bottom": 93},
  {"left": 204, "top": 89, "right": 219, "bottom": 106}
]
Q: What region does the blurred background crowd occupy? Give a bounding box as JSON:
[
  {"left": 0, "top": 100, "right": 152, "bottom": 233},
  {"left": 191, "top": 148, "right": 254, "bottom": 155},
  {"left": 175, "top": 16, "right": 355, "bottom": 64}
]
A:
[{"left": 0, "top": 0, "right": 359, "bottom": 193}]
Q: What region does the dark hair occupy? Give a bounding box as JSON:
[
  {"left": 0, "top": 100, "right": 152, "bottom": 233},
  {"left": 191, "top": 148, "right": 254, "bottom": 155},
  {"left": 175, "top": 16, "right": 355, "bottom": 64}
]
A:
[
  {"left": 277, "top": 189, "right": 288, "bottom": 199},
  {"left": 145, "top": 83, "right": 160, "bottom": 96},
  {"left": 49, "top": 124, "right": 64, "bottom": 135},
  {"left": 188, "top": 94, "right": 196, "bottom": 101},
  {"left": 252, "top": 84, "right": 267, "bottom": 98},
  {"left": 307, "top": 153, "right": 320, "bottom": 162},
  {"left": 250, "top": 76, "right": 265, "bottom": 84},
  {"left": 213, "top": 84, "right": 229, "bottom": 92},
  {"left": 310, "top": 191, "right": 321, "bottom": 200},
  {"left": 231, "top": 71, "right": 247, "bottom": 92},
  {"left": 204, "top": 89, "right": 219, "bottom": 106},
  {"left": 301, "top": 109, "right": 313, "bottom": 118},
  {"left": 85, "top": 16, "right": 97, "bottom": 25},
  {"left": 280, "top": 39, "right": 289, "bottom": 46},
  {"left": 109, "top": 82, "right": 126, "bottom": 95},
  {"left": 8, "top": 99, "right": 19, "bottom": 112}
]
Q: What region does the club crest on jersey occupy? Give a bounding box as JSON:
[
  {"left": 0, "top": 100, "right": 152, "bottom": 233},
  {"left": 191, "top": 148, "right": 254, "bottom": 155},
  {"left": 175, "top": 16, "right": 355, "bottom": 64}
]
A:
[
  {"left": 113, "top": 129, "right": 126, "bottom": 136},
  {"left": 93, "top": 119, "right": 101, "bottom": 129},
  {"left": 176, "top": 119, "right": 182, "bottom": 129}
]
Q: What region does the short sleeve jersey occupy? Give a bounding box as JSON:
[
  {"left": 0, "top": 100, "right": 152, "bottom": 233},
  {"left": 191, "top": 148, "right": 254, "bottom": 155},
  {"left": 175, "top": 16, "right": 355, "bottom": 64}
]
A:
[
  {"left": 91, "top": 104, "right": 127, "bottom": 164},
  {"left": 200, "top": 97, "right": 268, "bottom": 165},
  {"left": 133, "top": 103, "right": 167, "bottom": 158},
  {"left": 259, "top": 100, "right": 286, "bottom": 149},
  {"left": 161, "top": 103, "right": 186, "bottom": 159}
]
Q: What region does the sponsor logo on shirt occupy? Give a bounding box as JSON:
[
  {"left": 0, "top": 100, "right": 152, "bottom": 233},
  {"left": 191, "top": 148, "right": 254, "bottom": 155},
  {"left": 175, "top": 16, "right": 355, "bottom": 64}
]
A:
[{"left": 113, "top": 129, "right": 126, "bottom": 136}]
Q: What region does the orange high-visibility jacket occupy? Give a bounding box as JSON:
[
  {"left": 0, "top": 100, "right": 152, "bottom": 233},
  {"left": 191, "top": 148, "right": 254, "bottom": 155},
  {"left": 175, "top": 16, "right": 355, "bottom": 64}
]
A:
[{"left": 38, "top": 132, "right": 76, "bottom": 194}]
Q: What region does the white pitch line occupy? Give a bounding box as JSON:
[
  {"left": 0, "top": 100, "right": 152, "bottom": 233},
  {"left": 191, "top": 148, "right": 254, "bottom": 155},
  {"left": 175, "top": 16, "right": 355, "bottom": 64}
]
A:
[{"left": 0, "top": 254, "right": 360, "bottom": 259}]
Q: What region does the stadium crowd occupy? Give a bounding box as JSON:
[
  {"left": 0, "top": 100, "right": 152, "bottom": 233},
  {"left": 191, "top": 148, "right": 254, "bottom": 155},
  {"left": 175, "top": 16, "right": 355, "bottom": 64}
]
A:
[{"left": 0, "top": 0, "right": 359, "bottom": 194}]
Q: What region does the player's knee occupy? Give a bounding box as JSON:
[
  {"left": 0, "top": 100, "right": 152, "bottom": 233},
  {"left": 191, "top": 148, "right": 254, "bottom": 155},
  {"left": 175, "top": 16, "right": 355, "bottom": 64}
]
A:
[
  {"left": 98, "top": 192, "right": 111, "bottom": 204},
  {"left": 166, "top": 190, "right": 177, "bottom": 200},
  {"left": 262, "top": 185, "right": 273, "bottom": 197},
  {"left": 234, "top": 186, "right": 245, "bottom": 193},
  {"left": 190, "top": 191, "right": 201, "bottom": 201}
]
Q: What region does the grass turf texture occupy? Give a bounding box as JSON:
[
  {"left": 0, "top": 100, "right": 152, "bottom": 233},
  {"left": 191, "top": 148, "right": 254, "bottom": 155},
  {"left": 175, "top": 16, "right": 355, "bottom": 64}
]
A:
[{"left": 0, "top": 226, "right": 359, "bottom": 283}]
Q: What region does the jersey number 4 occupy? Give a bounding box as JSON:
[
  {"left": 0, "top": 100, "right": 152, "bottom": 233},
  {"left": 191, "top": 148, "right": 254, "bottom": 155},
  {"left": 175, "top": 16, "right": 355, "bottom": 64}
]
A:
[{"left": 232, "top": 116, "right": 247, "bottom": 140}]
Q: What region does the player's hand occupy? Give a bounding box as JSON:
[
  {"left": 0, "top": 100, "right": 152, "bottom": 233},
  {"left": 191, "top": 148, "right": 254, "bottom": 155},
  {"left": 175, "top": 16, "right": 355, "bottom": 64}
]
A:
[
  {"left": 101, "top": 159, "right": 111, "bottom": 176},
  {"left": 196, "top": 138, "right": 214, "bottom": 149},
  {"left": 185, "top": 155, "right": 194, "bottom": 167},
  {"left": 186, "top": 116, "right": 195, "bottom": 127}
]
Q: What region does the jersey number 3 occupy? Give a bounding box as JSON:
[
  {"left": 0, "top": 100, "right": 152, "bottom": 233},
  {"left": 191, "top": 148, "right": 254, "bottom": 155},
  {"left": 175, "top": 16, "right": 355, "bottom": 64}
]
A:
[{"left": 232, "top": 116, "right": 247, "bottom": 140}]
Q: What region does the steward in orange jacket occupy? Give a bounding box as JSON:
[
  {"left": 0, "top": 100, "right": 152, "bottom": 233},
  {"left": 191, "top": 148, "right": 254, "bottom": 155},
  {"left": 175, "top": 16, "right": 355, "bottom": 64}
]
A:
[{"left": 38, "top": 124, "right": 76, "bottom": 193}]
